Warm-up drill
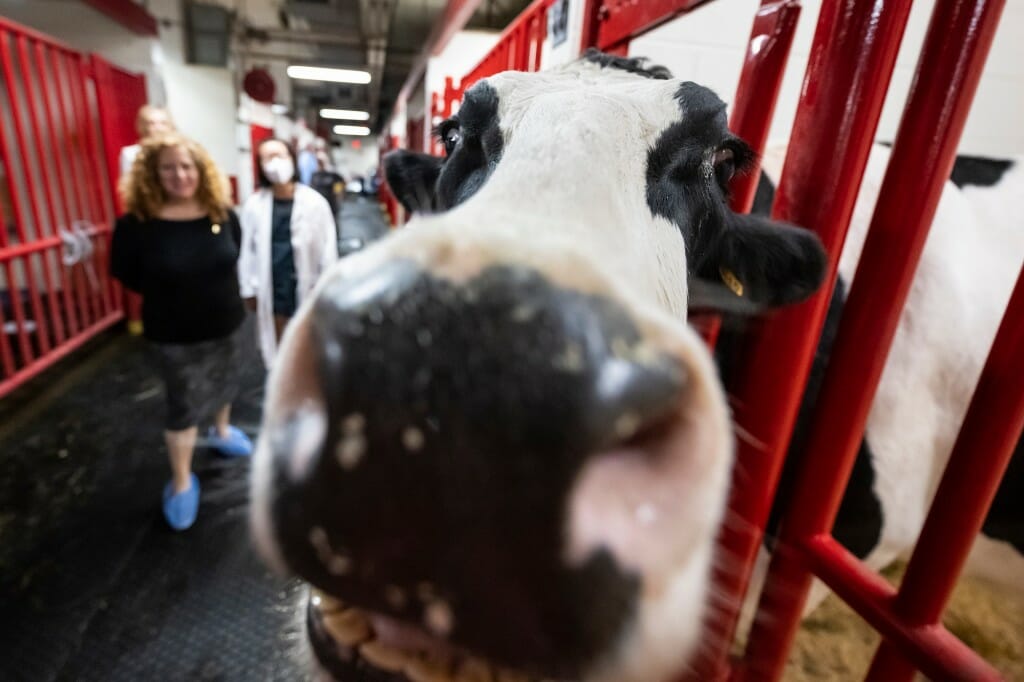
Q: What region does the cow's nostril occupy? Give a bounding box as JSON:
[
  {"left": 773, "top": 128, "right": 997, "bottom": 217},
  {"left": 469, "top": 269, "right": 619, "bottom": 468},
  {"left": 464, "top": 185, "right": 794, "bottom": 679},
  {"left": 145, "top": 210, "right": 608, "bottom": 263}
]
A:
[{"left": 273, "top": 260, "right": 692, "bottom": 677}]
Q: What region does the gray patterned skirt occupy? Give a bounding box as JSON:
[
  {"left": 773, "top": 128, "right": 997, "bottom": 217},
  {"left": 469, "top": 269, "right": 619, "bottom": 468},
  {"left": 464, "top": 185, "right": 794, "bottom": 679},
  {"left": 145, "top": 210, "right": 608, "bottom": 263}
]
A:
[{"left": 148, "top": 327, "right": 243, "bottom": 431}]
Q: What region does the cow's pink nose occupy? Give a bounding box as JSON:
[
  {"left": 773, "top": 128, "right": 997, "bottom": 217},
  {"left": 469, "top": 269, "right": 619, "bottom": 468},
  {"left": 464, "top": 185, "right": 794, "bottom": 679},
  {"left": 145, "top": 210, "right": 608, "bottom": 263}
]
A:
[{"left": 266, "top": 260, "right": 689, "bottom": 678}]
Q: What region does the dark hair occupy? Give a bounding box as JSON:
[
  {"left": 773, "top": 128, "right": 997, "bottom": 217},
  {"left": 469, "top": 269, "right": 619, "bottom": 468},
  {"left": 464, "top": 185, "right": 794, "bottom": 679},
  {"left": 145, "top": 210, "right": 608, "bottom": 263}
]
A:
[{"left": 255, "top": 137, "right": 299, "bottom": 187}]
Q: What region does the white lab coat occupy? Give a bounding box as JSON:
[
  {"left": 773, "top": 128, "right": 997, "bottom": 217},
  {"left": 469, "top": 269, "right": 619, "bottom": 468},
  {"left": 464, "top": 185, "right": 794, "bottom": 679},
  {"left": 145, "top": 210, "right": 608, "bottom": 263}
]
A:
[{"left": 238, "top": 184, "right": 338, "bottom": 366}]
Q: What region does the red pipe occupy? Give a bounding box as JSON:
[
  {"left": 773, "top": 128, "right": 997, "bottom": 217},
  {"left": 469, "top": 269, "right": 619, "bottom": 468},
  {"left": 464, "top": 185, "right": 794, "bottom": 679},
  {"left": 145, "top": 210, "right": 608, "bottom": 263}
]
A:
[
  {"left": 59, "top": 53, "right": 100, "bottom": 327},
  {"left": 803, "top": 536, "right": 1003, "bottom": 681},
  {"left": 742, "top": 0, "right": 1007, "bottom": 678},
  {"left": 17, "top": 35, "right": 66, "bottom": 348},
  {"left": 24, "top": 39, "right": 69, "bottom": 342},
  {"left": 0, "top": 31, "right": 42, "bottom": 365},
  {"left": 689, "top": 1, "right": 801, "bottom": 379},
  {"left": 75, "top": 55, "right": 117, "bottom": 318},
  {"left": 0, "top": 311, "right": 122, "bottom": 399},
  {"left": 711, "top": 1, "right": 916, "bottom": 679},
  {"left": 727, "top": 0, "right": 802, "bottom": 215},
  {"left": 45, "top": 46, "right": 83, "bottom": 333},
  {"left": 30, "top": 40, "right": 76, "bottom": 343},
  {"left": 0, "top": 34, "right": 29, "bottom": 376},
  {"left": 868, "top": 281, "right": 1022, "bottom": 677}
]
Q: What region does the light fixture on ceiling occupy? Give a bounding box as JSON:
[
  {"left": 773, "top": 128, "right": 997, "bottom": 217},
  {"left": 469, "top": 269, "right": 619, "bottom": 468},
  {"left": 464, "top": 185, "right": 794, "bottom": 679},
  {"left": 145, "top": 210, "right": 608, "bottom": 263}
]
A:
[
  {"left": 271, "top": 103, "right": 288, "bottom": 115},
  {"left": 334, "top": 125, "right": 371, "bottom": 136},
  {"left": 320, "top": 108, "right": 370, "bottom": 121},
  {"left": 287, "top": 65, "right": 371, "bottom": 84}
]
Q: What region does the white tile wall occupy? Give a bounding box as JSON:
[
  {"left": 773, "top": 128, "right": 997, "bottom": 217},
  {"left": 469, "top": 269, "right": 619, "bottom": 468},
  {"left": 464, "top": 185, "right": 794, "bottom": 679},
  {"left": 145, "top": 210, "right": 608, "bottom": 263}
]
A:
[{"left": 631, "top": 0, "right": 1024, "bottom": 157}]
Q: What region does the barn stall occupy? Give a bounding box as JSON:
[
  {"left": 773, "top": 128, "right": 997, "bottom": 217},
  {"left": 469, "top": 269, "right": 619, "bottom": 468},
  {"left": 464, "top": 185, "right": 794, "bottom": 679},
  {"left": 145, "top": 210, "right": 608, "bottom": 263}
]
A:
[{"left": 382, "top": 0, "right": 1024, "bottom": 679}]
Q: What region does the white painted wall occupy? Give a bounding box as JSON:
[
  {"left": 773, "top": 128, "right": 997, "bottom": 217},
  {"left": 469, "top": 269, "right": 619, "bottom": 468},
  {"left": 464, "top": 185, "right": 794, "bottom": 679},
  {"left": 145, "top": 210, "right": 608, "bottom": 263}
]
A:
[{"left": 630, "top": 0, "right": 1024, "bottom": 157}]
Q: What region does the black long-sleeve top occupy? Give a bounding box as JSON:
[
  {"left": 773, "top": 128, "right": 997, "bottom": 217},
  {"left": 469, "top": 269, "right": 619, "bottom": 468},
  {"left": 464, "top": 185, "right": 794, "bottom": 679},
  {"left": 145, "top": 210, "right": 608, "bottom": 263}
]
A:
[{"left": 110, "top": 211, "right": 245, "bottom": 344}]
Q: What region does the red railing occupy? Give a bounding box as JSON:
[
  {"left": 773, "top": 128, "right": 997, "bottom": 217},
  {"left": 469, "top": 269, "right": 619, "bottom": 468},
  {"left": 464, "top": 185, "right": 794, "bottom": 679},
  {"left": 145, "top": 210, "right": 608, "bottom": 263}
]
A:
[
  {"left": 0, "top": 17, "right": 140, "bottom": 398},
  {"left": 740, "top": 1, "right": 1010, "bottom": 680},
  {"left": 416, "top": 0, "right": 1016, "bottom": 676}
]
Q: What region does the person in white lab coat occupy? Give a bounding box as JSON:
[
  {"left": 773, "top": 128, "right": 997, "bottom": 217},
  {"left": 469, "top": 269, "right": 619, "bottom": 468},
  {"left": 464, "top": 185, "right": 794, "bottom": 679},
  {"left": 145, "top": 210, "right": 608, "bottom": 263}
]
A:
[{"left": 239, "top": 138, "right": 338, "bottom": 367}]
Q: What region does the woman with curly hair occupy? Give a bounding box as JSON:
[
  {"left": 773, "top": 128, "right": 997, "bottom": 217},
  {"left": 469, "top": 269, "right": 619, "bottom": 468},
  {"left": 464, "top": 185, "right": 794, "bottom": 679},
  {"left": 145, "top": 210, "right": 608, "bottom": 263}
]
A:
[{"left": 111, "top": 133, "right": 253, "bottom": 531}]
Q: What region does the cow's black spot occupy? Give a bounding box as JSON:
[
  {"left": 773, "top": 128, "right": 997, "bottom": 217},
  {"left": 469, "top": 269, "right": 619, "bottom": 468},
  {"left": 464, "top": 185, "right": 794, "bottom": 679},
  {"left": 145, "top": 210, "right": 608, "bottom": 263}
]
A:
[
  {"left": 383, "top": 82, "right": 503, "bottom": 215},
  {"left": 751, "top": 172, "right": 775, "bottom": 217},
  {"left": 949, "top": 155, "right": 1015, "bottom": 189},
  {"left": 982, "top": 436, "right": 1024, "bottom": 553},
  {"left": 435, "top": 82, "right": 503, "bottom": 209},
  {"left": 582, "top": 48, "right": 673, "bottom": 80}
]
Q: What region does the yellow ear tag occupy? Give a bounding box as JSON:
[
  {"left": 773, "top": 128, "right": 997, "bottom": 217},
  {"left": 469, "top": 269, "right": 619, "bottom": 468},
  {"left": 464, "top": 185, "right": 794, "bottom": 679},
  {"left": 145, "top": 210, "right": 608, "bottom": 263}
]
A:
[
  {"left": 211, "top": 223, "right": 221, "bottom": 234},
  {"left": 720, "top": 267, "right": 744, "bottom": 297}
]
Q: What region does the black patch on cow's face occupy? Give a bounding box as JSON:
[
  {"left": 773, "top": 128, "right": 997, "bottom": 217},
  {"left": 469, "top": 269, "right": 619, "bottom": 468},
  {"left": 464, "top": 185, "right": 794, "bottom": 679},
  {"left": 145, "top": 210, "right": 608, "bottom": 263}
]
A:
[
  {"left": 582, "top": 47, "right": 673, "bottom": 80},
  {"left": 646, "top": 82, "right": 825, "bottom": 309},
  {"left": 383, "top": 82, "right": 503, "bottom": 216},
  {"left": 382, "top": 151, "right": 444, "bottom": 214},
  {"left": 949, "top": 154, "right": 1015, "bottom": 189}
]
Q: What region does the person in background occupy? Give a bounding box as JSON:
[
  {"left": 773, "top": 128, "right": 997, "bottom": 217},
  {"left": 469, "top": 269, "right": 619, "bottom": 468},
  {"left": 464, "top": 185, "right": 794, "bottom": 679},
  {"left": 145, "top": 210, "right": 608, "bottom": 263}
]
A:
[
  {"left": 111, "top": 133, "right": 253, "bottom": 531},
  {"left": 297, "top": 140, "right": 319, "bottom": 186},
  {"left": 239, "top": 137, "right": 338, "bottom": 367},
  {"left": 309, "top": 150, "right": 345, "bottom": 223},
  {"left": 119, "top": 105, "right": 175, "bottom": 176}
]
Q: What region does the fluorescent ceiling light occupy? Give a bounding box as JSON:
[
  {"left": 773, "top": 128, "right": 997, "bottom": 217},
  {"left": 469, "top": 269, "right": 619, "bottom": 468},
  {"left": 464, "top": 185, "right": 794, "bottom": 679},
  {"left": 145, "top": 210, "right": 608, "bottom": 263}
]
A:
[
  {"left": 320, "top": 108, "right": 370, "bottom": 121},
  {"left": 287, "top": 65, "right": 371, "bottom": 84},
  {"left": 334, "top": 125, "right": 370, "bottom": 136},
  {"left": 271, "top": 103, "right": 288, "bottom": 114}
]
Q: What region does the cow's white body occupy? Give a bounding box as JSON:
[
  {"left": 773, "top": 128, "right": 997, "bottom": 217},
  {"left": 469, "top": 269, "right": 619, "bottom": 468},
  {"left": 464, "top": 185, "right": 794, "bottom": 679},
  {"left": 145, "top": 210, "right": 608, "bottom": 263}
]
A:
[{"left": 749, "top": 144, "right": 1024, "bottom": 622}]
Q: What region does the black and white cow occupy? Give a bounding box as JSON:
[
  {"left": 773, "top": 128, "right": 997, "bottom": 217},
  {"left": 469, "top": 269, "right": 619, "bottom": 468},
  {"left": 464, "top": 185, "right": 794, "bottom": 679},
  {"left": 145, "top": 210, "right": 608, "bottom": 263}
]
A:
[
  {"left": 733, "top": 144, "right": 1024, "bottom": 625},
  {"left": 250, "top": 51, "right": 827, "bottom": 682}
]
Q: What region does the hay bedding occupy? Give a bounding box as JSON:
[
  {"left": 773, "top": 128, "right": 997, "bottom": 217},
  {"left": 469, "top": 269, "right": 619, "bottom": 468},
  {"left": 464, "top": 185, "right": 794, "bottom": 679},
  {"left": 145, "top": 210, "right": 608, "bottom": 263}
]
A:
[{"left": 784, "top": 563, "right": 1024, "bottom": 680}]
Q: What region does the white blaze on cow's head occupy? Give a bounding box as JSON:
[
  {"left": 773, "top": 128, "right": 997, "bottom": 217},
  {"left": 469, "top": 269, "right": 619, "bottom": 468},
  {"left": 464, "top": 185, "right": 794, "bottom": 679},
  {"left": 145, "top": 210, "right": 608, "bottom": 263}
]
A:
[{"left": 251, "top": 51, "right": 826, "bottom": 682}]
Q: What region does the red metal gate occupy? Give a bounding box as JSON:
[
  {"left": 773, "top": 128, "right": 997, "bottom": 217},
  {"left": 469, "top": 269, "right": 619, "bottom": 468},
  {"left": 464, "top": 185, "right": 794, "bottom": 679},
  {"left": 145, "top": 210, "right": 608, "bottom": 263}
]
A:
[
  {"left": 0, "top": 17, "right": 144, "bottom": 398},
  {"left": 428, "top": 0, "right": 1020, "bottom": 679}
]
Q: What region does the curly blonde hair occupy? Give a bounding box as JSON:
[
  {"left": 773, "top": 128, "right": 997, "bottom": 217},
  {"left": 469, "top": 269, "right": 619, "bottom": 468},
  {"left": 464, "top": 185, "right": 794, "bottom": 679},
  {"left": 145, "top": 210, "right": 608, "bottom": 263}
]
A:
[{"left": 120, "top": 133, "right": 231, "bottom": 222}]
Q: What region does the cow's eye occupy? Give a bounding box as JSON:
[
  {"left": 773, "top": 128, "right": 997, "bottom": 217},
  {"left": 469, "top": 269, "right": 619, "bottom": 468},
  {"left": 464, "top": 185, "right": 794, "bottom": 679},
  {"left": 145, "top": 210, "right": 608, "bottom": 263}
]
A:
[
  {"left": 443, "top": 126, "right": 462, "bottom": 154},
  {"left": 713, "top": 147, "right": 735, "bottom": 185}
]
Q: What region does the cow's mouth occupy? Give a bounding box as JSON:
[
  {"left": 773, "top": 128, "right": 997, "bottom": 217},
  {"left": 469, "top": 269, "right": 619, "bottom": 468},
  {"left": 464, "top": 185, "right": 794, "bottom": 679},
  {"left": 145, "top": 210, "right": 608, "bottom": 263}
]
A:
[{"left": 307, "top": 589, "right": 540, "bottom": 682}]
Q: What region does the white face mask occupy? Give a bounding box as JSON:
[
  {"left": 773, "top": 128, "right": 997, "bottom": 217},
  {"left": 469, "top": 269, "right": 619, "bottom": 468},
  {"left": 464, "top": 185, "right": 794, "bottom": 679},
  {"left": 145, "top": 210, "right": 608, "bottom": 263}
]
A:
[{"left": 262, "top": 156, "right": 295, "bottom": 185}]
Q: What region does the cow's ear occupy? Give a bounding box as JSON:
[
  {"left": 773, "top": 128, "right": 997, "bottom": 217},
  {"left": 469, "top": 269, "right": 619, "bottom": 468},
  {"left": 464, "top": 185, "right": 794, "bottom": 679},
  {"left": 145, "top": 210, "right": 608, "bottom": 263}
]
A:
[
  {"left": 383, "top": 150, "right": 444, "bottom": 214},
  {"left": 696, "top": 212, "right": 827, "bottom": 308}
]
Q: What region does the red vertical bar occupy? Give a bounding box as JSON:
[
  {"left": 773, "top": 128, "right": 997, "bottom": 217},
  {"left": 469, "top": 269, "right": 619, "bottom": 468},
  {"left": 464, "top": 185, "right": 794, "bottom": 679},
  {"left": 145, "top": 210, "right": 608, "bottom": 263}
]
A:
[
  {"left": 0, "top": 31, "right": 40, "bottom": 364},
  {"left": 869, "top": 261, "right": 1021, "bottom": 682},
  {"left": 704, "top": 1, "right": 916, "bottom": 679},
  {"left": 7, "top": 34, "right": 55, "bottom": 354},
  {"left": 43, "top": 47, "right": 81, "bottom": 333},
  {"left": 18, "top": 36, "right": 67, "bottom": 346},
  {"left": 727, "top": 0, "right": 801, "bottom": 215},
  {"left": 742, "top": 0, "right": 1005, "bottom": 679},
  {"left": 54, "top": 51, "right": 96, "bottom": 328},
  {"left": 73, "top": 55, "right": 114, "bottom": 319},
  {"left": 29, "top": 37, "right": 77, "bottom": 346},
  {"left": 0, "top": 33, "right": 21, "bottom": 375}
]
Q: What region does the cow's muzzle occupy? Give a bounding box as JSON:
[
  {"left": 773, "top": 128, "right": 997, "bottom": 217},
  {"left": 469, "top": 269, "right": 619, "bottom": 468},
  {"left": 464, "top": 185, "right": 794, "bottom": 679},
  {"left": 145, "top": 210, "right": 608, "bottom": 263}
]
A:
[{"left": 257, "top": 260, "right": 725, "bottom": 681}]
